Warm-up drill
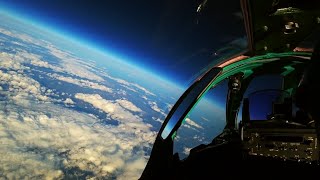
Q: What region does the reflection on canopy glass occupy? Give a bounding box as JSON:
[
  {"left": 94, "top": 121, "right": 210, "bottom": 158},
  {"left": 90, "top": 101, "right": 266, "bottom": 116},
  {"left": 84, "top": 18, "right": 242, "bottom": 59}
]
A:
[
  {"left": 161, "top": 68, "right": 221, "bottom": 139},
  {"left": 173, "top": 79, "right": 228, "bottom": 159},
  {"left": 248, "top": 89, "right": 290, "bottom": 120}
]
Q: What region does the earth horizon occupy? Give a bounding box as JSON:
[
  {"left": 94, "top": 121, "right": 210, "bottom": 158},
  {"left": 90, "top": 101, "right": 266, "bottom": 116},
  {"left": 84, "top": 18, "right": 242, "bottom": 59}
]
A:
[{"left": 0, "top": 11, "right": 183, "bottom": 179}]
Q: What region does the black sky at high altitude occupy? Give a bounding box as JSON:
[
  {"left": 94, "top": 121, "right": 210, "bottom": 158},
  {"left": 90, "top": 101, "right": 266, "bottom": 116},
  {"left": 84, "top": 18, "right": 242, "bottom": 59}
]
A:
[{"left": 1, "top": 0, "right": 246, "bottom": 85}]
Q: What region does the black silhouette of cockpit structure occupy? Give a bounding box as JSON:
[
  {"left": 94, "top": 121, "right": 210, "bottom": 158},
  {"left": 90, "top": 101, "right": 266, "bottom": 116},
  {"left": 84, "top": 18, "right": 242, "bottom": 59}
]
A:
[{"left": 140, "top": 0, "right": 320, "bottom": 179}]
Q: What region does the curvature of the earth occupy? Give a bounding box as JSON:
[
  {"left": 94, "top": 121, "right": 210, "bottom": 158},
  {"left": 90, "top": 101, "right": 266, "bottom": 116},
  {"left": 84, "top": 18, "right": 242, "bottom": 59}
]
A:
[{"left": 0, "top": 13, "right": 182, "bottom": 179}]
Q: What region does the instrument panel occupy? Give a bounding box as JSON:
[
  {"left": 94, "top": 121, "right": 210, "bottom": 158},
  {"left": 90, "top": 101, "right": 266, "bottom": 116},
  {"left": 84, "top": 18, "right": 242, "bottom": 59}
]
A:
[{"left": 241, "top": 125, "right": 319, "bottom": 163}]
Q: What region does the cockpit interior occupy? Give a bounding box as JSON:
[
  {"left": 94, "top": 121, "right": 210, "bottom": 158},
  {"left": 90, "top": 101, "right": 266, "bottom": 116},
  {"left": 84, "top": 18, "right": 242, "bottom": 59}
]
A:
[
  {"left": 140, "top": 0, "right": 320, "bottom": 179},
  {"left": 173, "top": 54, "right": 318, "bottom": 178},
  {"left": 141, "top": 52, "right": 319, "bottom": 179}
]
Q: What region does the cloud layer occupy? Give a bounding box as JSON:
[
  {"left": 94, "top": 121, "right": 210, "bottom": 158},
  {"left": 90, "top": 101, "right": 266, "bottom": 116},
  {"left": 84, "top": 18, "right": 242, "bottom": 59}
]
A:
[
  {"left": 0, "top": 99, "right": 155, "bottom": 179},
  {"left": 0, "top": 20, "right": 165, "bottom": 179}
]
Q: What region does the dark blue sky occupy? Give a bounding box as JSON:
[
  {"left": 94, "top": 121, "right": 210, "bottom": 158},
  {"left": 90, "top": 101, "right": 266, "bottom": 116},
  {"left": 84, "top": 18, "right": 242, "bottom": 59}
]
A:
[{"left": 0, "top": 0, "right": 246, "bottom": 86}]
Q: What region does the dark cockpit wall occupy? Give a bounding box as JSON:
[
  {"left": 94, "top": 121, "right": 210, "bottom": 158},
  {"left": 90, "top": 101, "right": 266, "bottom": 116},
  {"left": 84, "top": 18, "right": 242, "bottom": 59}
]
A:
[{"left": 236, "top": 55, "right": 311, "bottom": 126}]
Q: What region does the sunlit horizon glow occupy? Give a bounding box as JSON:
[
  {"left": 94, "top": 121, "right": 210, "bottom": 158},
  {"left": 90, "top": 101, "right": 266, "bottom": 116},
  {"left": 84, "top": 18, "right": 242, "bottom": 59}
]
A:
[{"left": 0, "top": 6, "right": 185, "bottom": 90}]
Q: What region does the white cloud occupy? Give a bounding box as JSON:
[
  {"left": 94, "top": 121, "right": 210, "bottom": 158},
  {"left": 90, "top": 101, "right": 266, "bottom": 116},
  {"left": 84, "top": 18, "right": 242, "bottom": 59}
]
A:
[
  {"left": 116, "top": 99, "right": 142, "bottom": 112},
  {"left": 64, "top": 98, "right": 74, "bottom": 104},
  {"left": 51, "top": 73, "right": 113, "bottom": 93},
  {"left": 132, "top": 83, "right": 155, "bottom": 96},
  {"left": 105, "top": 74, "right": 155, "bottom": 96},
  {"left": 148, "top": 101, "right": 166, "bottom": 117},
  {"left": 201, "top": 117, "right": 210, "bottom": 122},
  {"left": 141, "top": 95, "right": 148, "bottom": 100},
  {"left": 0, "top": 27, "right": 49, "bottom": 47},
  {"left": 0, "top": 53, "right": 23, "bottom": 70},
  {"left": 0, "top": 34, "right": 104, "bottom": 83},
  {"left": 166, "top": 103, "right": 174, "bottom": 111},
  {"left": 111, "top": 77, "right": 130, "bottom": 86},
  {"left": 116, "top": 89, "right": 127, "bottom": 96},
  {"left": 152, "top": 117, "right": 164, "bottom": 124},
  {"left": 121, "top": 85, "right": 138, "bottom": 93},
  {"left": 184, "top": 118, "right": 203, "bottom": 130},
  {"left": 148, "top": 101, "right": 161, "bottom": 113},
  {"left": 29, "top": 55, "right": 61, "bottom": 71},
  {"left": 0, "top": 27, "right": 13, "bottom": 37},
  {"left": 46, "top": 45, "right": 104, "bottom": 82},
  {"left": 0, "top": 70, "right": 48, "bottom": 101},
  {"left": 1, "top": 51, "right": 113, "bottom": 96},
  {"left": 183, "top": 147, "right": 192, "bottom": 156},
  {"left": 75, "top": 93, "right": 152, "bottom": 133},
  {"left": 192, "top": 135, "right": 205, "bottom": 143}
]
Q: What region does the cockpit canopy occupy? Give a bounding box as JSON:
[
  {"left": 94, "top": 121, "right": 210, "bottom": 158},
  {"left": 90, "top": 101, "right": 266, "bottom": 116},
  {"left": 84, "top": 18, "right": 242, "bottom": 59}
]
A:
[{"left": 160, "top": 53, "right": 310, "bottom": 160}]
